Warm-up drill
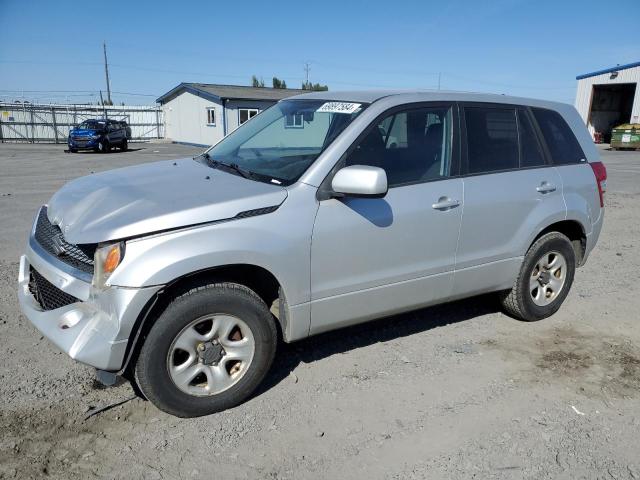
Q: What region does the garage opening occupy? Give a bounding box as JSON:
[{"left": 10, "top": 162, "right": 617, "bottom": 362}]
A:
[{"left": 588, "top": 83, "right": 637, "bottom": 143}]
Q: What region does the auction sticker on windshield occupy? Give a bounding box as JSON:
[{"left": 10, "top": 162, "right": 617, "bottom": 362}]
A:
[{"left": 316, "top": 102, "right": 362, "bottom": 114}]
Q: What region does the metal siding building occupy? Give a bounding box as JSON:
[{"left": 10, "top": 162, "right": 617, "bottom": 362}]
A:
[
  {"left": 156, "top": 83, "right": 305, "bottom": 146},
  {"left": 575, "top": 61, "right": 640, "bottom": 140}
]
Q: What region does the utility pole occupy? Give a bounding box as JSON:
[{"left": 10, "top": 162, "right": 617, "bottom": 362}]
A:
[
  {"left": 304, "top": 62, "right": 311, "bottom": 88},
  {"left": 438, "top": 72, "right": 441, "bottom": 90},
  {"left": 99, "top": 90, "right": 107, "bottom": 117},
  {"left": 103, "top": 42, "right": 112, "bottom": 105}
]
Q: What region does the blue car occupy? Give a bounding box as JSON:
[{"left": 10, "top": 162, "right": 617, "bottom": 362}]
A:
[{"left": 68, "top": 119, "right": 129, "bottom": 153}]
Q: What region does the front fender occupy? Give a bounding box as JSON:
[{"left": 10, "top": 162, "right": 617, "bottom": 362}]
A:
[{"left": 108, "top": 184, "right": 319, "bottom": 309}]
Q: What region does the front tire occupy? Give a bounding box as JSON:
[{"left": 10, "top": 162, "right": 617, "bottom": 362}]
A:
[
  {"left": 121, "top": 138, "right": 128, "bottom": 151},
  {"left": 500, "top": 232, "right": 576, "bottom": 321},
  {"left": 96, "top": 140, "right": 109, "bottom": 153},
  {"left": 134, "top": 282, "right": 277, "bottom": 417}
]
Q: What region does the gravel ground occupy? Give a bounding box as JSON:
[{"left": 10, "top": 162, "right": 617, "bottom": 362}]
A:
[{"left": 1, "top": 143, "right": 639, "bottom": 480}]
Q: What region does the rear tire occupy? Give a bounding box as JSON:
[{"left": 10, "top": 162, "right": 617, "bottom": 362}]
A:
[
  {"left": 500, "top": 232, "right": 576, "bottom": 321},
  {"left": 134, "top": 282, "right": 277, "bottom": 417}
]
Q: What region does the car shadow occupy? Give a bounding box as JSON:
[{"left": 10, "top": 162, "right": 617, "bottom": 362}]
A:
[
  {"left": 255, "top": 293, "right": 501, "bottom": 397},
  {"left": 111, "top": 148, "right": 144, "bottom": 153},
  {"left": 64, "top": 148, "right": 145, "bottom": 154}
]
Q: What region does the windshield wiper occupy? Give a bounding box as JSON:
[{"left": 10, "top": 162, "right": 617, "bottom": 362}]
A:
[
  {"left": 221, "top": 162, "right": 253, "bottom": 179},
  {"left": 199, "top": 153, "right": 253, "bottom": 179},
  {"left": 197, "top": 152, "right": 285, "bottom": 184}
]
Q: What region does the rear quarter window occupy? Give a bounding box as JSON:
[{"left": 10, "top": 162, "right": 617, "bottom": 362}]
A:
[{"left": 532, "top": 108, "right": 585, "bottom": 165}]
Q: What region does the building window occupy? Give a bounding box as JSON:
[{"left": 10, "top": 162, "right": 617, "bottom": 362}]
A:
[
  {"left": 206, "top": 108, "right": 216, "bottom": 126},
  {"left": 285, "top": 113, "right": 304, "bottom": 128},
  {"left": 239, "top": 108, "right": 259, "bottom": 125}
]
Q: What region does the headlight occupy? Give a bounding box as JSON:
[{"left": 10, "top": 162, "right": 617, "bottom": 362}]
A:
[
  {"left": 93, "top": 242, "right": 125, "bottom": 288},
  {"left": 91, "top": 134, "right": 100, "bottom": 139}
]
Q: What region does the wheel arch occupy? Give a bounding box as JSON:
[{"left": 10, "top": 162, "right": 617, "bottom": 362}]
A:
[
  {"left": 529, "top": 219, "right": 587, "bottom": 266},
  {"left": 119, "top": 263, "right": 287, "bottom": 376}
]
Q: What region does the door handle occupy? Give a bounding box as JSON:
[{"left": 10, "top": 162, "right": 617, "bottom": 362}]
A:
[
  {"left": 536, "top": 182, "right": 557, "bottom": 194},
  {"left": 432, "top": 197, "right": 461, "bottom": 210}
]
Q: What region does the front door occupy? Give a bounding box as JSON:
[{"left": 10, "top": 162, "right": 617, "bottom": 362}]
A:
[{"left": 310, "top": 103, "right": 463, "bottom": 334}]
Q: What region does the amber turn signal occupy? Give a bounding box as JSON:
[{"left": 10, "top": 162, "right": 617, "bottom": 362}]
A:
[{"left": 103, "top": 245, "right": 121, "bottom": 273}]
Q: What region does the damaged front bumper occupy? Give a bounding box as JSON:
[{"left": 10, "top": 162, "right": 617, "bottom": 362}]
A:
[{"left": 18, "top": 232, "right": 161, "bottom": 371}]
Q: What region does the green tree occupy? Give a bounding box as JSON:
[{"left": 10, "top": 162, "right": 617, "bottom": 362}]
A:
[
  {"left": 302, "top": 81, "right": 329, "bottom": 91},
  {"left": 251, "top": 75, "right": 265, "bottom": 88},
  {"left": 272, "top": 77, "right": 287, "bottom": 89}
]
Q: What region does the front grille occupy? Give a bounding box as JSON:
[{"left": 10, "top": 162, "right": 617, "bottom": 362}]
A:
[
  {"left": 34, "top": 207, "right": 95, "bottom": 274},
  {"left": 28, "top": 267, "right": 79, "bottom": 311}
]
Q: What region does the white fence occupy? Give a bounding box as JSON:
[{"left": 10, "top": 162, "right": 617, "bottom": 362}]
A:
[{"left": 0, "top": 103, "right": 164, "bottom": 143}]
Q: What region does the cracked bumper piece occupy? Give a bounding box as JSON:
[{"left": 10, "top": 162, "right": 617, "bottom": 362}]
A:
[{"left": 18, "top": 251, "right": 161, "bottom": 371}]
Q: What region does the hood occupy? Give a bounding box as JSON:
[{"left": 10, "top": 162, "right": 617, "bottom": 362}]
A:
[
  {"left": 47, "top": 158, "right": 288, "bottom": 244},
  {"left": 70, "top": 128, "right": 103, "bottom": 136}
]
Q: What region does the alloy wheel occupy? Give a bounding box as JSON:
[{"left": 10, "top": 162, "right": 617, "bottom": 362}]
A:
[
  {"left": 529, "top": 251, "right": 567, "bottom": 306},
  {"left": 167, "top": 314, "right": 255, "bottom": 396}
]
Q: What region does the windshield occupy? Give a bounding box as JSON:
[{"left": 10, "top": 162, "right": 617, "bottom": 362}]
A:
[
  {"left": 201, "top": 99, "right": 367, "bottom": 185},
  {"left": 77, "top": 120, "right": 106, "bottom": 130}
]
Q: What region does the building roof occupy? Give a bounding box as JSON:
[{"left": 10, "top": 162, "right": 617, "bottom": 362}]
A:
[
  {"left": 576, "top": 61, "right": 640, "bottom": 80},
  {"left": 158, "top": 83, "right": 571, "bottom": 110},
  {"left": 156, "top": 83, "right": 307, "bottom": 104}
]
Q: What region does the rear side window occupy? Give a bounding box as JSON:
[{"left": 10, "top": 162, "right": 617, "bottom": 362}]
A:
[
  {"left": 465, "top": 106, "right": 518, "bottom": 174},
  {"left": 517, "top": 109, "right": 546, "bottom": 168},
  {"left": 532, "top": 108, "right": 585, "bottom": 164}
]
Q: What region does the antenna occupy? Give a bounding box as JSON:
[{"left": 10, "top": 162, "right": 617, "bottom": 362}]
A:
[{"left": 103, "top": 42, "right": 112, "bottom": 105}]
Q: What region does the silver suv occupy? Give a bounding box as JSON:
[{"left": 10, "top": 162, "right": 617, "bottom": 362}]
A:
[{"left": 18, "top": 91, "right": 607, "bottom": 417}]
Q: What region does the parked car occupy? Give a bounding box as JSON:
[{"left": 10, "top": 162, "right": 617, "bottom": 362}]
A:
[
  {"left": 19, "top": 91, "right": 606, "bottom": 417},
  {"left": 68, "top": 119, "right": 129, "bottom": 153}
]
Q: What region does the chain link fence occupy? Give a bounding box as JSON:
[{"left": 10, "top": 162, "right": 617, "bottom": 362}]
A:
[{"left": 0, "top": 103, "right": 164, "bottom": 143}]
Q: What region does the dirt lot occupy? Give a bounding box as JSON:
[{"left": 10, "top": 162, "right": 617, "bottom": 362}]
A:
[{"left": 1, "top": 143, "right": 639, "bottom": 480}]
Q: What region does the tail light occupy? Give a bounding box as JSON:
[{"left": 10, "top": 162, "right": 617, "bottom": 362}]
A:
[{"left": 589, "top": 161, "right": 607, "bottom": 207}]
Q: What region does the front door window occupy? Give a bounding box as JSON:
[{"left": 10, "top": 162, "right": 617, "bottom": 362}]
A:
[{"left": 344, "top": 105, "right": 453, "bottom": 186}]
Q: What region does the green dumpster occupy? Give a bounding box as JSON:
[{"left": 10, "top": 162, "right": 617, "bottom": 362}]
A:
[{"left": 611, "top": 124, "right": 640, "bottom": 150}]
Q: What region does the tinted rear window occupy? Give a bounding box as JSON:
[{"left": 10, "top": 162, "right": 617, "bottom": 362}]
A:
[
  {"left": 465, "top": 106, "right": 519, "bottom": 174},
  {"left": 532, "top": 108, "right": 584, "bottom": 165}
]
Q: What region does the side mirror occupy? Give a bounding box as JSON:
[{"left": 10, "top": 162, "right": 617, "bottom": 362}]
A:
[{"left": 331, "top": 165, "right": 388, "bottom": 198}]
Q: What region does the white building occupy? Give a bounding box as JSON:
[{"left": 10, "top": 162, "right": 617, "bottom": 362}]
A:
[
  {"left": 157, "top": 83, "right": 305, "bottom": 146},
  {"left": 575, "top": 61, "right": 640, "bottom": 141}
]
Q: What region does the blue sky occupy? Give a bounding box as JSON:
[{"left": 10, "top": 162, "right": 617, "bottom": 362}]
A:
[{"left": 1, "top": 0, "right": 639, "bottom": 105}]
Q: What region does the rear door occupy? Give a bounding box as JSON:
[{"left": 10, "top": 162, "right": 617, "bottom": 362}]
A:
[
  {"left": 531, "top": 107, "right": 599, "bottom": 242},
  {"left": 310, "top": 103, "right": 463, "bottom": 334},
  {"left": 109, "top": 121, "right": 123, "bottom": 144},
  {"left": 453, "top": 103, "right": 566, "bottom": 297}
]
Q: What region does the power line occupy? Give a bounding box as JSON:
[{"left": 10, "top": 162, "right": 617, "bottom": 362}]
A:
[
  {"left": 0, "top": 89, "right": 158, "bottom": 96},
  {"left": 0, "top": 58, "right": 578, "bottom": 93}
]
